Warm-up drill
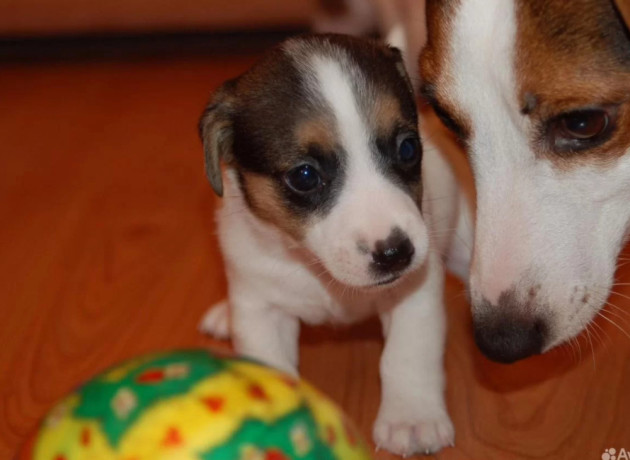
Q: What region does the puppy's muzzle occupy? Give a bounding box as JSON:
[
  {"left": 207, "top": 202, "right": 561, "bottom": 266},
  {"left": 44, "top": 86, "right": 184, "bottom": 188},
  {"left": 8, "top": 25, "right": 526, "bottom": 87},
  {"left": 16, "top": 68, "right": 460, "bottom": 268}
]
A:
[
  {"left": 370, "top": 228, "right": 415, "bottom": 274},
  {"left": 472, "top": 295, "right": 548, "bottom": 364}
]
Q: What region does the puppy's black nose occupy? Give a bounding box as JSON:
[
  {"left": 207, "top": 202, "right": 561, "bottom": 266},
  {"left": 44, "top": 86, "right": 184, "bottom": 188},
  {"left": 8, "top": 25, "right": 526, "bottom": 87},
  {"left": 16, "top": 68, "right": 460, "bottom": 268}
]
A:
[
  {"left": 371, "top": 228, "right": 414, "bottom": 273},
  {"left": 473, "top": 309, "right": 547, "bottom": 364}
]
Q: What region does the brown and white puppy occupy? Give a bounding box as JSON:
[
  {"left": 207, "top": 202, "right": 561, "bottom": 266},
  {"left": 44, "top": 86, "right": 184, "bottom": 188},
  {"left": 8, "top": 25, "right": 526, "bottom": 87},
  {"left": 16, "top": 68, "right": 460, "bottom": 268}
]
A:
[
  {"left": 198, "top": 34, "right": 472, "bottom": 455},
  {"left": 420, "top": 0, "right": 630, "bottom": 363}
]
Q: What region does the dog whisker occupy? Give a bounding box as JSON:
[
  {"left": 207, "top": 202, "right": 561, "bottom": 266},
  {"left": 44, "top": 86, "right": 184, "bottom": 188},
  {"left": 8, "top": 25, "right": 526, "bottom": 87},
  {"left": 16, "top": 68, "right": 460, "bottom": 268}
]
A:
[
  {"left": 590, "top": 319, "right": 611, "bottom": 349},
  {"left": 567, "top": 336, "right": 579, "bottom": 363},
  {"left": 584, "top": 325, "right": 597, "bottom": 369},
  {"left": 603, "top": 301, "right": 630, "bottom": 319},
  {"left": 590, "top": 288, "right": 630, "bottom": 318},
  {"left": 562, "top": 341, "right": 575, "bottom": 363},
  {"left": 601, "top": 303, "right": 630, "bottom": 327},
  {"left": 596, "top": 309, "right": 630, "bottom": 340},
  {"left": 429, "top": 228, "right": 473, "bottom": 254},
  {"left": 587, "top": 320, "right": 607, "bottom": 350},
  {"left": 575, "top": 337, "right": 582, "bottom": 362},
  {"left": 427, "top": 227, "right": 473, "bottom": 252},
  {"left": 585, "top": 321, "right": 601, "bottom": 347},
  {"left": 615, "top": 261, "right": 630, "bottom": 270}
]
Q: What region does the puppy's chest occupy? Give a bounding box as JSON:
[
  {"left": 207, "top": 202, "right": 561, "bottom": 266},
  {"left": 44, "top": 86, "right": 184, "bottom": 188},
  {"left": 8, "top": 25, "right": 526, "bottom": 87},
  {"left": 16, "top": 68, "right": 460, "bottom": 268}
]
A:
[
  {"left": 286, "top": 279, "right": 386, "bottom": 325},
  {"left": 223, "top": 225, "right": 384, "bottom": 325},
  {"left": 235, "top": 249, "right": 383, "bottom": 325},
  {"left": 259, "top": 249, "right": 409, "bottom": 324}
]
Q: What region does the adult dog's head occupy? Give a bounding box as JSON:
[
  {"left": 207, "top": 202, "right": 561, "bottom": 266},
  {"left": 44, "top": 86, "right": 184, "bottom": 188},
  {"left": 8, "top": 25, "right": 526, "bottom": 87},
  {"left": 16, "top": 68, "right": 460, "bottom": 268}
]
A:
[{"left": 420, "top": 0, "right": 630, "bottom": 362}]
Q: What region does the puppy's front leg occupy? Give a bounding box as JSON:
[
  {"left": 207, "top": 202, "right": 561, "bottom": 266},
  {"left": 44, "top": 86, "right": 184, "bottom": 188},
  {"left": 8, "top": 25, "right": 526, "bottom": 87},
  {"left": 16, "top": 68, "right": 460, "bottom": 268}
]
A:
[
  {"left": 374, "top": 251, "right": 454, "bottom": 455},
  {"left": 230, "top": 291, "right": 300, "bottom": 376}
]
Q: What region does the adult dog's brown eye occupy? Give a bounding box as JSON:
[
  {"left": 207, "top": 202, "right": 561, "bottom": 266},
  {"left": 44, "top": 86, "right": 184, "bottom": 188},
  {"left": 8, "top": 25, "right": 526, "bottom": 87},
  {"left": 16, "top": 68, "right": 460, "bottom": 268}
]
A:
[
  {"left": 547, "top": 107, "right": 617, "bottom": 154},
  {"left": 559, "top": 109, "right": 608, "bottom": 140}
]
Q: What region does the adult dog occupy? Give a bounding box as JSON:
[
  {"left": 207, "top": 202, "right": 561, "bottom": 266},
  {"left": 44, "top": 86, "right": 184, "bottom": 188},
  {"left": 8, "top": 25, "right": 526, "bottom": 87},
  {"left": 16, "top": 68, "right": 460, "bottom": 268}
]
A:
[{"left": 420, "top": 0, "right": 630, "bottom": 363}]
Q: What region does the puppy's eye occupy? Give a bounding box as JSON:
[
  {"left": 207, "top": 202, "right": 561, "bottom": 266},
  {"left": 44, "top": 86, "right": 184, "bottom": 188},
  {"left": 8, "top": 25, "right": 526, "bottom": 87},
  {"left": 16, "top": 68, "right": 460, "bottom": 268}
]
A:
[
  {"left": 285, "top": 164, "right": 322, "bottom": 193},
  {"left": 548, "top": 107, "right": 616, "bottom": 153},
  {"left": 397, "top": 136, "right": 422, "bottom": 166}
]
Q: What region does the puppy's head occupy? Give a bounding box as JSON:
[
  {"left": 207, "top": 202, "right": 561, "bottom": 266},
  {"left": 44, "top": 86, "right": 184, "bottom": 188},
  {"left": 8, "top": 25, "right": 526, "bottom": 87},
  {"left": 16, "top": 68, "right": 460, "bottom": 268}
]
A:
[
  {"left": 201, "top": 34, "right": 426, "bottom": 288},
  {"left": 421, "top": 0, "right": 630, "bottom": 362}
]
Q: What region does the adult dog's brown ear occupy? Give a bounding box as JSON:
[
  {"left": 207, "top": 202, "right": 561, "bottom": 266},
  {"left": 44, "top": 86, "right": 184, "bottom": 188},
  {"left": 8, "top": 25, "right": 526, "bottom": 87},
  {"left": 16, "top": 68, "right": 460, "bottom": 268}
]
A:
[
  {"left": 198, "top": 79, "right": 238, "bottom": 197},
  {"left": 615, "top": 0, "right": 630, "bottom": 29}
]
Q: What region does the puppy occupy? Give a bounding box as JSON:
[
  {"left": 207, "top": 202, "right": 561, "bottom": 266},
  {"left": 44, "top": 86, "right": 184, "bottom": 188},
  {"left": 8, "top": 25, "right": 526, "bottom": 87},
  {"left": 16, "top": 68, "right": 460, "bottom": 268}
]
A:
[
  {"left": 420, "top": 0, "right": 630, "bottom": 363},
  {"left": 198, "top": 34, "right": 471, "bottom": 455}
]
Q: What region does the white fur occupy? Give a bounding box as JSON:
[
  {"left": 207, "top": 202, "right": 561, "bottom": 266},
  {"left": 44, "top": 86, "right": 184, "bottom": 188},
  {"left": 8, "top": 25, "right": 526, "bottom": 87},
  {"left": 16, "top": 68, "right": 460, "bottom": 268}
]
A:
[
  {"left": 444, "top": 0, "right": 630, "bottom": 348},
  {"left": 201, "top": 47, "right": 472, "bottom": 455},
  {"left": 301, "top": 55, "right": 428, "bottom": 287}
]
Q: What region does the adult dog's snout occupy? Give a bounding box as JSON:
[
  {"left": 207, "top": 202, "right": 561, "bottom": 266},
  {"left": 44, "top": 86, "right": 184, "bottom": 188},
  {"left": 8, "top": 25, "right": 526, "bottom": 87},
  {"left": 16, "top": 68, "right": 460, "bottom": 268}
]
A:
[
  {"left": 472, "top": 295, "right": 548, "bottom": 363},
  {"left": 371, "top": 228, "right": 415, "bottom": 274}
]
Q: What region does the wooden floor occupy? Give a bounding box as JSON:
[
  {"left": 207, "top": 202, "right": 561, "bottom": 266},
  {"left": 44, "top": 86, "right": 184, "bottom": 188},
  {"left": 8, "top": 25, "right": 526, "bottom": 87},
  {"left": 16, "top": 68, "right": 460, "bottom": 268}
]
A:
[{"left": 1, "top": 49, "right": 630, "bottom": 460}]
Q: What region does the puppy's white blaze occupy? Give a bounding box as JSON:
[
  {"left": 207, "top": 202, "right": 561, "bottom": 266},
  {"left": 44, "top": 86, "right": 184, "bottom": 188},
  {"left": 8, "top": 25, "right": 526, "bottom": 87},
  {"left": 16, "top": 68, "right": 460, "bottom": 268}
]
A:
[
  {"left": 300, "top": 54, "right": 427, "bottom": 287},
  {"left": 311, "top": 55, "right": 372, "bottom": 169}
]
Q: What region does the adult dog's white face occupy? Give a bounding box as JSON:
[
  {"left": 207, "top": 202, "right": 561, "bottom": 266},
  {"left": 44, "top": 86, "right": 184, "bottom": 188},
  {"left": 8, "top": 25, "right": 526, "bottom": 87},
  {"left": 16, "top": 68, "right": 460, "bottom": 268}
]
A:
[
  {"left": 420, "top": 0, "right": 630, "bottom": 362},
  {"left": 201, "top": 35, "right": 428, "bottom": 289}
]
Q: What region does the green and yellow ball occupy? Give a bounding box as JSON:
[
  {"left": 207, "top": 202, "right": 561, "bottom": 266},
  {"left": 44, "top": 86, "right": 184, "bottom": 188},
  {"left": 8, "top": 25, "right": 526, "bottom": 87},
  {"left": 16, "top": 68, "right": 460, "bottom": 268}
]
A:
[{"left": 19, "top": 350, "right": 373, "bottom": 460}]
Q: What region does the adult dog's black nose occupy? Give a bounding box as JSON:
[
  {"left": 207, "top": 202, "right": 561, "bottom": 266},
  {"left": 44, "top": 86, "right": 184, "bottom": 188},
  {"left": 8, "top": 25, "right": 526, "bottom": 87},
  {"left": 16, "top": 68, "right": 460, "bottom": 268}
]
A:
[
  {"left": 371, "top": 228, "right": 414, "bottom": 273},
  {"left": 473, "top": 309, "right": 547, "bottom": 364}
]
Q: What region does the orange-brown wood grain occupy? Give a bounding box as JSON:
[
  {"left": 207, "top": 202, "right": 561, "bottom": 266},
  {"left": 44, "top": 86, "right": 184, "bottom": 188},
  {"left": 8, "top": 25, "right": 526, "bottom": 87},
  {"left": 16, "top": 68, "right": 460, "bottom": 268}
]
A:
[
  {"left": 1, "top": 52, "right": 629, "bottom": 460},
  {"left": 0, "top": 0, "right": 318, "bottom": 36}
]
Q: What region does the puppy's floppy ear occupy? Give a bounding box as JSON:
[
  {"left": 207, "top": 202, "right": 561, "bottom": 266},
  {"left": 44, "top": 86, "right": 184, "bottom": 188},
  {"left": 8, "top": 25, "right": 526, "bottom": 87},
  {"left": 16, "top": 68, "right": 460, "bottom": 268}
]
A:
[
  {"left": 198, "top": 78, "right": 238, "bottom": 197},
  {"left": 615, "top": 0, "right": 630, "bottom": 29}
]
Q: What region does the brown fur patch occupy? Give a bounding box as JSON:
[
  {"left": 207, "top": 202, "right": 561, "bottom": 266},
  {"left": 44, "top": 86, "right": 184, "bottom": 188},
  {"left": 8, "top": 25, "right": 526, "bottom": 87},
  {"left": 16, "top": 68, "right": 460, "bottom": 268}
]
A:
[
  {"left": 515, "top": 0, "right": 630, "bottom": 166},
  {"left": 240, "top": 172, "right": 306, "bottom": 240},
  {"left": 369, "top": 93, "right": 413, "bottom": 137},
  {"left": 296, "top": 118, "right": 337, "bottom": 151},
  {"left": 615, "top": 0, "right": 630, "bottom": 28},
  {"left": 420, "top": 0, "right": 472, "bottom": 141},
  {"left": 420, "top": 0, "right": 458, "bottom": 87}
]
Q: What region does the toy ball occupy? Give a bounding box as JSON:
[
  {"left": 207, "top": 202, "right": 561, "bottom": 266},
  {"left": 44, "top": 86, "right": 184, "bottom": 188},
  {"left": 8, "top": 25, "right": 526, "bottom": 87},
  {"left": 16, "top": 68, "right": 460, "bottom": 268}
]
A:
[{"left": 18, "top": 349, "right": 373, "bottom": 460}]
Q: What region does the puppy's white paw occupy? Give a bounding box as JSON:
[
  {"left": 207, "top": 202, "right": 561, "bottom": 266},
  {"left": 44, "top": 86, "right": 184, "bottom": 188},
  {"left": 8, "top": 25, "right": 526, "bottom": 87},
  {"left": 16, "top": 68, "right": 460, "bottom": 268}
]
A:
[
  {"left": 199, "top": 300, "right": 230, "bottom": 339},
  {"left": 373, "top": 412, "right": 454, "bottom": 456}
]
